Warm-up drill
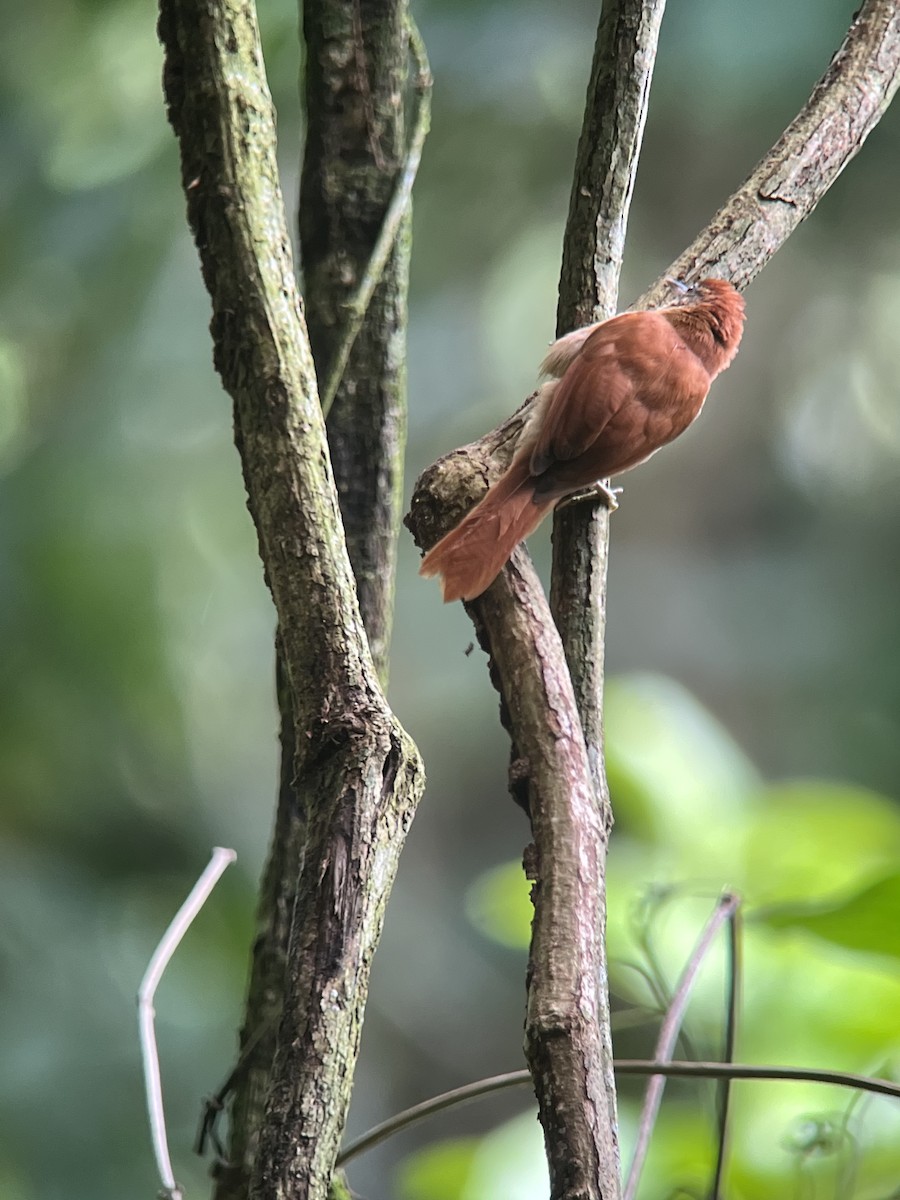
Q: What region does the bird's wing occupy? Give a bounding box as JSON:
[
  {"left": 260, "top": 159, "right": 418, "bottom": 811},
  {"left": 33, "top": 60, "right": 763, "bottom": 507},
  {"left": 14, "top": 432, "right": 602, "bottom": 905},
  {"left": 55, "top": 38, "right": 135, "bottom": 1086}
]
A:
[{"left": 529, "top": 310, "right": 709, "bottom": 483}]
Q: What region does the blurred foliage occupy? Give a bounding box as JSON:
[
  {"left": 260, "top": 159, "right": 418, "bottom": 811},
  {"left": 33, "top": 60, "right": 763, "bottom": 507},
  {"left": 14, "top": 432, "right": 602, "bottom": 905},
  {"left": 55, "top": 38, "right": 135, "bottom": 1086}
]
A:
[
  {"left": 457, "top": 675, "right": 900, "bottom": 1197},
  {"left": 1, "top": 0, "right": 900, "bottom": 1198}
]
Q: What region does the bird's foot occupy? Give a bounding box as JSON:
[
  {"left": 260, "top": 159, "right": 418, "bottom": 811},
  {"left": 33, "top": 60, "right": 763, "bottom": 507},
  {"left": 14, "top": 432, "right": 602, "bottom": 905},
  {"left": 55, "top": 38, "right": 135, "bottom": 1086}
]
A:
[{"left": 559, "top": 481, "right": 622, "bottom": 512}]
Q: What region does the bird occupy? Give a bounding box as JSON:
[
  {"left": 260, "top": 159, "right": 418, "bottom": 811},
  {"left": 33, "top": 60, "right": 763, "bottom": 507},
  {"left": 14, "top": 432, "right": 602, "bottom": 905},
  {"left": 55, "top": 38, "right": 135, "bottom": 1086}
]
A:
[{"left": 419, "top": 277, "right": 745, "bottom": 603}]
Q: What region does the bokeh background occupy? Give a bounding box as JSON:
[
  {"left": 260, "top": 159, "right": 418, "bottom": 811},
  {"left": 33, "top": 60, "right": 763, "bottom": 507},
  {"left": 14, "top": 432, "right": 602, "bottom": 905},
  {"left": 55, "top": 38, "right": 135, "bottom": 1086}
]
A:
[{"left": 3, "top": 0, "right": 900, "bottom": 1197}]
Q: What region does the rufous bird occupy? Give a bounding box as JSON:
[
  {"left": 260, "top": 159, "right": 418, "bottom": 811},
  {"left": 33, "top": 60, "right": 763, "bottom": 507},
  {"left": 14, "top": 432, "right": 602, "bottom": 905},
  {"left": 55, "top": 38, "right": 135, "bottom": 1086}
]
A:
[{"left": 420, "top": 277, "right": 745, "bottom": 602}]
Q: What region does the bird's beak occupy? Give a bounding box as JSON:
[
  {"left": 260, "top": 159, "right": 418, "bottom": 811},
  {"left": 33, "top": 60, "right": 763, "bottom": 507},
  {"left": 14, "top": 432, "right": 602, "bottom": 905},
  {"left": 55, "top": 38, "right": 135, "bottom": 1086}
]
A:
[{"left": 665, "top": 276, "right": 690, "bottom": 294}]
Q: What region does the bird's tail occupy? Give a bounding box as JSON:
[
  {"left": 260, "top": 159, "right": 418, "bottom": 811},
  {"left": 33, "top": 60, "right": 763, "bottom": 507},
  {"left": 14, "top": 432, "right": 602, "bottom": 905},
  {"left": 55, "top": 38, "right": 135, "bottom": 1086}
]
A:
[{"left": 419, "top": 459, "right": 552, "bottom": 602}]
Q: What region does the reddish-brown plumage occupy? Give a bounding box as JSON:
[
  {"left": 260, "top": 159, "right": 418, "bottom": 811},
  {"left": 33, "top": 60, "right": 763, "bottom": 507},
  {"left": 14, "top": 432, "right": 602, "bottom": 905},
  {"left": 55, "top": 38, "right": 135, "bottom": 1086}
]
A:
[{"left": 421, "top": 278, "right": 745, "bottom": 602}]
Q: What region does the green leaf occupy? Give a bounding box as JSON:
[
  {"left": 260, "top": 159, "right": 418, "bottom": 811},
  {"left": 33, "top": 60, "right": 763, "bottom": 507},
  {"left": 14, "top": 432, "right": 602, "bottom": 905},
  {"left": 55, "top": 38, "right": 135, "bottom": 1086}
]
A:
[
  {"left": 760, "top": 870, "right": 900, "bottom": 959},
  {"left": 743, "top": 782, "right": 900, "bottom": 905},
  {"left": 465, "top": 861, "right": 532, "bottom": 950},
  {"left": 464, "top": 1111, "right": 549, "bottom": 1200},
  {"left": 618, "top": 1103, "right": 714, "bottom": 1198},
  {"left": 605, "top": 674, "right": 760, "bottom": 845},
  {"left": 398, "top": 1115, "right": 548, "bottom": 1200},
  {"left": 397, "top": 1138, "right": 481, "bottom": 1200}
]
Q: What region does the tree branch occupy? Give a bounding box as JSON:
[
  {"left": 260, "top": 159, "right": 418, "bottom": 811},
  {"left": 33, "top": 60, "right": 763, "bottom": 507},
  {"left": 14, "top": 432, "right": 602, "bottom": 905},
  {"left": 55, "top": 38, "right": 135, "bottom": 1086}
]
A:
[
  {"left": 208, "top": 5, "right": 430, "bottom": 1196},
  {"left": 412, "top": 3, "right": 668, "bottom": 1196},
  {"left": 157, "top": 3, "right": 425, "bottom": 1200},
  {"left": 550, "top": 0, "right": 666, "bottom": 794},
  {"left": 544, "top": 3, "right": 668, "bottom": 1192},
  {"left": 408, "top": 3, "right": 900, "bottom": 1198},
  {"left": 557, "top": 0, "right": 666, "bottom": 332},
  {"left": 302, "top": 0, "right": 430, "bottom": 679},
  {"left": 646, "top": 0, "right": 900, "bottom": 305}
]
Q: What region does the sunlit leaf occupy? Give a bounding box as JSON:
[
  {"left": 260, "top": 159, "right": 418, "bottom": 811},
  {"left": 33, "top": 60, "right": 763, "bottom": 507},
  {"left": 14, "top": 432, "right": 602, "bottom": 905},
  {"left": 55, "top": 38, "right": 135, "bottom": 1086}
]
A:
[
  {"left": 742, "top": 782, "right": 900, "bottom": 905},
  {"left": 463, "top": 1111, "right": 548, "bottom": 1200},
  {"left": 605, "top": 674, "right": 760, "bottom": 845},
  {"left": 759, "top": 871, "right": 900, "bottom": 959},
  {"left": 397, "top": 1137, "right": 480, "bottom": 1200},
  {"left": 618, "top": 1103, "right": 714, "bottom": 1199},
  {"left": 465, "top": 861, "right": 531, "bottom": 949}
]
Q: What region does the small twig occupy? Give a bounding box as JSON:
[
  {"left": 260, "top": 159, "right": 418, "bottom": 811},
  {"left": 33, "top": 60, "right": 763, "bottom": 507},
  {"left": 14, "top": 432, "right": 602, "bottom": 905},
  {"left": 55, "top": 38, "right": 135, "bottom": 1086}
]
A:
[
  {"left": 138, "top": 847, "right": 237, "bottom": 1200},
  {"left": 711, "top": 899, "right": 743, "bottom": 1198},
  {"left": 319, "top": 15, "right": 432, "bottom": 418},
  {"left": 624, "top": 893, "right": 740, "bottom": 1200},
  {"left": 629, "top": 888, "right": 704, "bottom": 1070},
  {"left": 616, "top": 958, "right": 670, "bottom": 1013},
  {"left": 335, "top": 1070, "right": 528, "bottom": 1166},
  {"left": 616, "top": 1060, "right": 900, "bottom": 1100},
  {"left": 336, "top": 1058, "right": 900, "bottom": 1167}
]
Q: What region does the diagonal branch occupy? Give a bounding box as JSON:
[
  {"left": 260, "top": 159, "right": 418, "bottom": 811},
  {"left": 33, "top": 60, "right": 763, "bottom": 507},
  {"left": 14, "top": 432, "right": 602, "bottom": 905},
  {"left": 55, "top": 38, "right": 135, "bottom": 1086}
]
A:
[
  {"left": 418, "top": 0, "right": 900, "bottom": 524},
  {"left": 644, "top": 0, "right": 900, "bottom": 305},
  {"left": 157, "top": 4, "right": 425, "bottom": 1200},
  {"left": 623, "top": 894, "right": 739, "bottom": 1200}
]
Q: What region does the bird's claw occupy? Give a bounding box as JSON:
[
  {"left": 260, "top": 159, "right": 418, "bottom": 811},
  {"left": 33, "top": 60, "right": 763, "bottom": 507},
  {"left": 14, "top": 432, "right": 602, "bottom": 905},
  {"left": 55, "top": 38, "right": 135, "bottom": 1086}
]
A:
[{"left": 559, "top": 482, "right": 623, "bottom": 512}]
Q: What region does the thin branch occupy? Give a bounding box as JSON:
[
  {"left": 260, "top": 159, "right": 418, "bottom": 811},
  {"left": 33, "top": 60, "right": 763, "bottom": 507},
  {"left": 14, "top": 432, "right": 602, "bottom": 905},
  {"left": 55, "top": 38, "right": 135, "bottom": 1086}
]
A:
[
  {"left": 624, "top": 894, "right": 739, "bottom": 1200},
  {"left": 335, "top": 1071, "right": 529, "bottom": 1167},
  {"left": 711, "top": 901, "right": 743, "bottom": 1198},
  {"left": 629, "top": 888, "right": 703, "bottom": 1067},
  {"left": 138, "top": 847, "right": 237, "bottom": 1200},
  {"left": 616, "top": 1060, "right": 900, "bottom": 1099},
  {"left": 557, "top": 0, "right": 668, "bottom": 330},
  {"left": 526, "top": 7, "right": 670, "bottom": 1186},
  {"left": 643, "top": 0, "right": 900, "bottom": 305},
  {"left": 336, "top": 1059, "right": 900, "bottom": 1166},
  {"left": 320, "top": 16, "right": 432, "bottom": 418},
  {"left": 195, "top": 1016, "right": 274, "bottom": 1160},
  {"left": 550, "top": 0, "right": 667, "bottom": 813}
]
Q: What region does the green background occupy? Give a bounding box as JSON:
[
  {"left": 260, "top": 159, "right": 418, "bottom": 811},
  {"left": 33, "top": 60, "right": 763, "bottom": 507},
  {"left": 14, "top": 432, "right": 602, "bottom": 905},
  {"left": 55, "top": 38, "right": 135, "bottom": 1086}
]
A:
[{"left": 2, "top": 0, "right": 900, "bottom": 1197}]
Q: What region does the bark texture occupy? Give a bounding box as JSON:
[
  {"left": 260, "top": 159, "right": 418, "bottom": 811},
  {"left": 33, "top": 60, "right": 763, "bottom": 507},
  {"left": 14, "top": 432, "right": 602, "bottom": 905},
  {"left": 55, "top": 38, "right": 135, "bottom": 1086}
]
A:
[
  {"left": 300, "top": 0, "right": 412, "bottom": 680},
  {"left": 206, "top": 4, "right": 427, "bottom": 1197},
  {"left": 157, "top": 3, "right": 425, "bottom": 1200}
]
